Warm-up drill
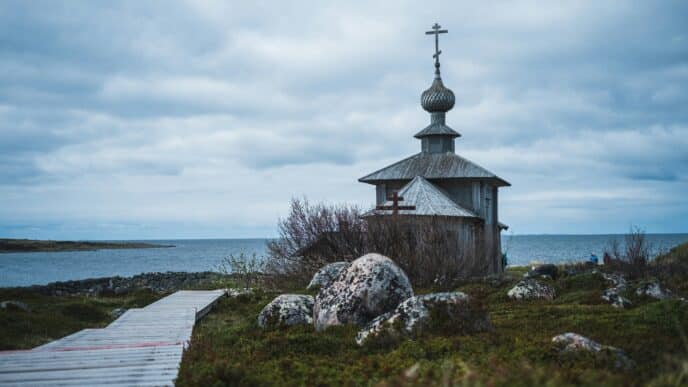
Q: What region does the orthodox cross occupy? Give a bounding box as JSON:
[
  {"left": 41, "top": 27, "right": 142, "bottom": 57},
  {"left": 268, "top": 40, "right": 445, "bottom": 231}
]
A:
[
  {"left": 376, "top": 191, "right": 416, "bottom": 215},
  {"left": 425, "top": 23, "right": 448, "bottom": 70}
]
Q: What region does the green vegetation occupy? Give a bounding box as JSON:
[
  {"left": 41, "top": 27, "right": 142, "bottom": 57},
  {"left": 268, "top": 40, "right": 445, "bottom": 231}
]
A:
[
  {"left": 0, "top": 288, "right": 164, "bottom": 349},
  {"left": 177, "top": 265, "right": 688, "bottom": 387},
  {"left": 0, "top": 238, "right": 173, "bottom": 253}
]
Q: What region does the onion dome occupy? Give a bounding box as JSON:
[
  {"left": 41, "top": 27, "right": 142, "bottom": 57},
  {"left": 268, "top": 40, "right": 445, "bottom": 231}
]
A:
[{"left": 421, "top": 78, "right": 455, "bottom": 113}]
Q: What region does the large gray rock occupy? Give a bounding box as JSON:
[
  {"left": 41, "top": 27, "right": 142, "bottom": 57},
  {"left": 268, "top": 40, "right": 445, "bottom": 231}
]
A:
[
  {"left": 601, "top": 272, "right": 631, "bottom": 308},
  {"left": 314, "top": 253, "right": 413, "bottom": 331},
  {"left": 257, "top": 294, "right": 314, "bottom": 328},
  {"left": 552, "top": 332, "right": 634, "bottom": 370},
  {"left": 356, "top": 292, "right": 490, "bottom": 345},
  {"left": 507, "top": 279, "right": 555, "bottom": 300},
  {"left": 0, "top": 300, "right": 30, "bottom": 312},
  {"left": 307, "top": 262, "right": 350, "bottom": 290},
  {"left": 602, "top": 288, "right": 632, "bottom": 308},
  {"left": 635, "top": 281, "right": 670, "bottom": 300}
]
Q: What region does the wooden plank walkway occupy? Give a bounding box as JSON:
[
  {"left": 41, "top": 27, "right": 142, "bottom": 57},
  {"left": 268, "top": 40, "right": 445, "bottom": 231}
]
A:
[{"left": 0, "top": 289, "right": 226, "bottom": 386}]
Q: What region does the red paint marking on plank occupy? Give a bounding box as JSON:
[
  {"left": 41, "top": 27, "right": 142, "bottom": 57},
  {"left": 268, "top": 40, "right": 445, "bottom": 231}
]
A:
[{"left": 0, "top": 341, "right": 183, "bottom": 355}]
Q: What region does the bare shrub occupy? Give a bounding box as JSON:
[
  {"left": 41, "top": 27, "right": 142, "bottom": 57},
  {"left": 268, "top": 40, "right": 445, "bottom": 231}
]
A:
[
  {"left": 218, "top": 252, "right": 265, "bottom": 289},
  {"left": 264, "top": 198, "right": 489, "bottom": 289},
  {"left": 604, "top": 226, "right": 652, "bottom": 279},
  {"left": 265, "top": 198, "right": 367, "bottom": 287},
  {"left": 366, "top": 216, "right": 487, "bottom": 289}
]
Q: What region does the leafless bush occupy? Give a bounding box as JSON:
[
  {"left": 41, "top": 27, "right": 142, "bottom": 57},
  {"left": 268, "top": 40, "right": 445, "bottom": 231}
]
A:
[
  {"left": 218, "top": 252, "right": 265, "bottom": 289},
  {"left": 264, "top": 198, "right": 489, "bottom": 289},
  {"left": 604, "top": 226, "right": 652, "bottom": 279},
  {"left": 265, "top": 198, "right": 367, "bottom": 287},
  {"left": 367, "top": 216, "right": 487, "bottom": 288}
]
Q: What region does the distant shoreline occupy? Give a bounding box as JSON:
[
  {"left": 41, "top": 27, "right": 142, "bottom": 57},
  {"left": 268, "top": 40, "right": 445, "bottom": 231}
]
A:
[{"left": 0, "top": 238, "right": 174, "bottom": 254}]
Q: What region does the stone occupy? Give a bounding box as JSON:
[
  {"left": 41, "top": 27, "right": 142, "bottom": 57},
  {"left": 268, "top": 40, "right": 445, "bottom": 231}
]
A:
[
  {"left": 307, "top": 262, "right": 350, "bottom": 290},
  {"left": 601, "top": 288, "right": 632, "bottom": 308},
  {"left": 355, "top": 292, "right": 490, "bottom": 345},
  {"left": 600, "top": 272, "right": 631, "bottom": 308},
  {"left": 227, "top": 288, "right": 253, "bottom": 297},
  {"left": 602, "top": 273, "right": 627, "bottom": 288},
  {"left": 507, "top": 279, "right": 556, "bottom": 300},
  {"left": 524, "top": 264, "right": 559, "bottom": 280},
  {"left": 635, "top": 281, "right": 670, "bottom": 300},
  {"left": 257, "top": 294, "right": 314, "bottom": 328},
  {"left": 552, "top": 332, "right": 634, "bottom": 370},
  {"left": 0, "top": 300, "right": 30, "bottom": 312},
  {"left": 314, "top": 253, "right": 413, "bottom": 331},
  {"left": 110, "top": 308, "right": 127, "bottom": 318}
]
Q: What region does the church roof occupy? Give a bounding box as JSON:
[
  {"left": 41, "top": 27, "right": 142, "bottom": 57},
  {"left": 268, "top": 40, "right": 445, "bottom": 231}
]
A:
[
  {"left": 414, "top": 122, "right": 460, "bottom": 138},
  {"left": 359, "top": 152, "right": 510, "bottom": 186},
  {"left": 363, "top": 176, "right": 479, "bottom": 218}
]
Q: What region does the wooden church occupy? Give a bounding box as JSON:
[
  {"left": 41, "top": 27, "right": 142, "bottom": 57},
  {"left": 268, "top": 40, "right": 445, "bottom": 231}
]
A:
[{"left": 359, "top": 24, "right": 510, "bottom": 275}]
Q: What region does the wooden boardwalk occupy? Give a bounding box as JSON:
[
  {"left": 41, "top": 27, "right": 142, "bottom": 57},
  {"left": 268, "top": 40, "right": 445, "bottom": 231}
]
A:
[{"left": 0, "top": 289, "right": 226, "bottom": 386}]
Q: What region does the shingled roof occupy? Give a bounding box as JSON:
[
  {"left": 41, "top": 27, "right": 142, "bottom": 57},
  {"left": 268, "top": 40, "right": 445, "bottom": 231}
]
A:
[
  {"left": 363, "top": 176, "right": 479, "bottom": 218},
  {"left": 359, "top": 152, "right": 510, "bottom": 186}
]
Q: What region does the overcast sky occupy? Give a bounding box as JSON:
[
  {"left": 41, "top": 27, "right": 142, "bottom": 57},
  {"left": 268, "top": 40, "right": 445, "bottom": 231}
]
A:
[{"left": 1, "top": 1, "right": 687, "bottom": 240}]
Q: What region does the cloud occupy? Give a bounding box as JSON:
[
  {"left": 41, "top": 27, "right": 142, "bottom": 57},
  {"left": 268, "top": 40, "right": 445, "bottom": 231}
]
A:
[{"left": 0, "top": 0, "right": 687, "bottom": 238}]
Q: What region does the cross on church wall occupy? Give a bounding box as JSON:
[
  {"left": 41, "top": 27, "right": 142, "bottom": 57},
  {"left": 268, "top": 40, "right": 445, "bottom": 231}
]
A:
[{"left": 376, "top": 191, "right": 416, "bottom": 215}]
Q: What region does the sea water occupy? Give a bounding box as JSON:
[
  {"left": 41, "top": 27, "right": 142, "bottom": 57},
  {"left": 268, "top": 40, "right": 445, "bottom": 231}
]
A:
[{"left": 1, "top": 234, "right": 687, "bottom": 287}]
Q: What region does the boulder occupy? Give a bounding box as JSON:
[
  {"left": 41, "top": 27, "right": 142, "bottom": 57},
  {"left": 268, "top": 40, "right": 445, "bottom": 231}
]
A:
[
  {"left": 314, "top": 253, "right": 413, "bottom": 331},
  {"left": 636, "top": 281, "right": 670, "bottom": 300},
  {"left": 0, "top": 300, "right": 30, "bottom": 312},
  {"left": 257, "top": 294, "right": 314, "bottom": 328},
  {"left": 227, "top": 288, "right": 253, "bottom": 298},
  {"left": 355, "top": 292, "right": 490, "bottom": 345},
  {"left": 110, "top": 308, "right": 127, "bottom": 319},
  {"left": 507, "top": 279, "right": 556, "bottom": 300},
  {"left": 552, "top": 332, "right": 634, "bottom": 370},
  {"left": 600, "top": 273, "right": 631, "bottom": 308},
  {"left": 307, "top": 262, "right": 350, "bottom": 290},
  {"left": 524, "top": 264, "right": 559, "bottom": 280},
  {"left": 602, "top": 273, "right": 627, "bottom": 288},
  {"left": 601, "top": 288, "right": 632, "bottom": 308}
]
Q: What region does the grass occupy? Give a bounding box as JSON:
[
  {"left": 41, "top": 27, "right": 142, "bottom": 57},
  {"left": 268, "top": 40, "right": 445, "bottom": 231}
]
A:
[
  {"left": 177, "top": 264, "right": 688, "bottom": 386},
  {"left": 0, "top": 288, "right": 164, "bottom": 350}
]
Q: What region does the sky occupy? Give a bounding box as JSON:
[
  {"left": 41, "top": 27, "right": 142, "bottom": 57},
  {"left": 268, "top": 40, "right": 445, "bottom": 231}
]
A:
[{"left": 1, "top": 1, "right": 687, "bottom": 240}]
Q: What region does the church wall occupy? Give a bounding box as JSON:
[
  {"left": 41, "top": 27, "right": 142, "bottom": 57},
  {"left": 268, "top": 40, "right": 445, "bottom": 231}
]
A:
[
  {"left": 375, "top": 180, "right": 409, "bottom": 205},
  {"left": 431, "top": 179, "right": 475, "bottom": 212}
]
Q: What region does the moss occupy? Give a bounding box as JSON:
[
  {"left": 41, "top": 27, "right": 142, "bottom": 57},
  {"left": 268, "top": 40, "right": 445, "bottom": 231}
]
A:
[
  {"left": 177, "top": 270, "right": 688, "bottom": 386},
  {"left": 0, "top": 288, "right": 164, "bottom": 350}
]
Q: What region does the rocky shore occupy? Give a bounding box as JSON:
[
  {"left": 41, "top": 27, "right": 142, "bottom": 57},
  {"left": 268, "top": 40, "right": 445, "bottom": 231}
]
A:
[
  {"left": 15, "top": 271, "right": 228, "bottom": 296},
  {"left": 0, "top": 238, "right": 174, "bottom": 253}
]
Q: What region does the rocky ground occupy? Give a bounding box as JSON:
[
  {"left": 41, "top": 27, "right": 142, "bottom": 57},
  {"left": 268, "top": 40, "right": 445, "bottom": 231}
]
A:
[
  {"left": 21, "top": 271, "right": 228, "bottom": 296},
  {"left": 177, "top": 250, "right": 688, "bottom": 387}
]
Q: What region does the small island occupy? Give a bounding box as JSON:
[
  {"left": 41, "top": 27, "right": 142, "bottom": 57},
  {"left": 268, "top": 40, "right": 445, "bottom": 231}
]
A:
[{"left": 0, "top": 238, "right": 174, "bottom": 253}]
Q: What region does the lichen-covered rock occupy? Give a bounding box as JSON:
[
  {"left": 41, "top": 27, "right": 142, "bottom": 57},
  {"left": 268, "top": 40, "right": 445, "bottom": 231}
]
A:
[
  {"left": 524, "top": 264, "right": 559, "bottom": 280},
  {"left": 314, "top": 253, "right": 413, "bottom": 331},
  {"left": 552, "top": 332, "right": 634, "bottom": 370},
  {"left": 602, "top": 273, "right": 627, "bottom": 288},
  {"left": 355, "top": 292, "right": 490, "bottom": 345},
  {"left": 601, "top": 288, "right": 632, "bottom": 308},
  {"left": 0, "top": 300, "right": 30, "bottom": 312},
  {"left": 600, "top": 273, "right": 631, "bottom": 307},
  {"left": 507, "top": 279, "right": 555, "bottom": 300},
  {"left": 307, "top": 262, "right": 350, "bottom": 290},
  {"left": 635, "top": 281, "right": 670, "bottom": 300},
  {"left": 227, "top": 288, "right": 253, "bottom": 298},
  {"left": 257, "top": 294, "right": 314, "bottom": 328}
]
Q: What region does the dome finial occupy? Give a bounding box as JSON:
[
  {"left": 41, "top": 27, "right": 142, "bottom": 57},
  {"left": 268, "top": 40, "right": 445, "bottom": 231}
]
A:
[{"left": 421, "top": 23, "right": 455, "bottom": 114}]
